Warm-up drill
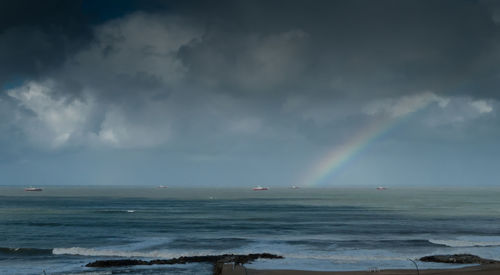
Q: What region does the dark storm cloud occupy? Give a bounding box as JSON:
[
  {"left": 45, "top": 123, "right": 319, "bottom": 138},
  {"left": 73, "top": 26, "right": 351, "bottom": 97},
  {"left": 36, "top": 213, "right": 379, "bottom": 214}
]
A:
[
  {"left": 2, "top": 0, "right": 500, "bottom": 98},
  {"left": 2, "top": 0, "right": 500, "bottom": 187},
  {"left": 0, "top": 0, "right": 170, "bottom": 87},
  {"left": 2, "top": 0, "right": 500, "bottom": 151},
  {"left": 174, "top": 0, "right": 500, "bottom": 99},
  {"left": 0, "top": 0, "right": 90, "bottom": 85}
]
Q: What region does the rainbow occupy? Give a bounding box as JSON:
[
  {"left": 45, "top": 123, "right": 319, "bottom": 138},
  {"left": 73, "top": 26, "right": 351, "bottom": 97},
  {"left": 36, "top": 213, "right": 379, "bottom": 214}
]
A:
[
  {"left": 300, "top": 117, "right": 393, "bottom": 187},
  {"left": 300, "top": 96, "right": 442, "bottom": 187}
]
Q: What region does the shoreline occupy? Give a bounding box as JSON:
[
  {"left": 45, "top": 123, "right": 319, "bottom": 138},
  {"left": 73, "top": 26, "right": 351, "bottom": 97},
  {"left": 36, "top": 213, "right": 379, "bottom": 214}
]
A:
[
  {"left": 221, "top": 263, "right": 500, "bottom": 275},
  {"left": 84, "top": 254, "right": 500, "bottom": 275}
]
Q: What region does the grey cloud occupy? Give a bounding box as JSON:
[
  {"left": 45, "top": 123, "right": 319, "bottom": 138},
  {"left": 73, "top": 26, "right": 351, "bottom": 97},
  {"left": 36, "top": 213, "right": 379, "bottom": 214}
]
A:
[
  {"left": 173, "top": 0, "right": 500, "bottom": 99},
  {"left": 0, "top": 1, "right": 92, "bottom": 86},
  {"left": 3, "top": 0, "right": 500, "bottom": 99},
  {"left": 2, "top": 1, "right": 500, "bottom": 187},
  {"left": 2, "top": 1, "right": 500, "bottom": 153},
  {"left": 178, "top": 29, "right": 311, "bottom": 95}
]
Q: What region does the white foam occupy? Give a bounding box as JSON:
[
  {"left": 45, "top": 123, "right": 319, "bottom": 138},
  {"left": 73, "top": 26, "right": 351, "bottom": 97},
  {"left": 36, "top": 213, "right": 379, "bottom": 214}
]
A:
[
  {"left": 101, "top": 237, "right": 172, "bottom": 251},
  {"left": 52, "top": 247, "right": 220, "bottom": 258},
  {"left": 280, "top": 253, "right": 408, "bottom": 261},
  {"left": 52, "top": 243, "right": 408, "bottom": 262},
  {"left": 53, "top": 247, "right": 176, "bottom": 258},
  {"left": 52, "top": 246, "right": 413, "bottom": 264},
  {"left": 429, "top": 236, "right": 500, "bottom": 247}
]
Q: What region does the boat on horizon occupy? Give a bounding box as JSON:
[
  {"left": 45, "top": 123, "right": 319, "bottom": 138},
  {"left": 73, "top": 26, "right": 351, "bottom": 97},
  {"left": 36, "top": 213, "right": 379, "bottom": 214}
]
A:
[
  {"left": 376, "top": 186, "right": 387, "bottom": 191},
  {"left": 157, "top": 185, "right": 168, "bottom": 188},
  {"left": 252, "top": 185, "right": 269, "bottom": 191},
  {"left": 290, "top": 185, "right": 300, "bottom": 189},
  {"left": 25, "top": 187, "right": 43, "bottom": 192}
]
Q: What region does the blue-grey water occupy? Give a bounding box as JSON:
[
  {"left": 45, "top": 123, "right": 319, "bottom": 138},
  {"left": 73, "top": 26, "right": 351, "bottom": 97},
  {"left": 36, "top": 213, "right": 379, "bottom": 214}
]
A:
[{"left": 1, "top": 187, "right": 500, "bottom": 275}]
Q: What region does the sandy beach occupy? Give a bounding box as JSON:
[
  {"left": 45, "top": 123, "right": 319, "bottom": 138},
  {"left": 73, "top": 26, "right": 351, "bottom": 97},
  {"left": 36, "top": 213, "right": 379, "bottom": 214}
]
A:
[{"left": 221, "top": 264, "right": 500, "bottom": 275}]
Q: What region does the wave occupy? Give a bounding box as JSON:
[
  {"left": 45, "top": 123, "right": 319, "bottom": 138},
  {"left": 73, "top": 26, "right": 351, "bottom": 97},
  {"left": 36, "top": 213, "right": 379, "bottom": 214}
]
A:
[
  {"left": 52, "top": 246, "right": 410, "bottom": 262},
  {"left": 280, "top": 237, "right": 500, "bottom": 249},
  {"left": 289, "top": 239, "right": 447, "bottom": 249},
  {"left": 0, "top": 245, "right": 409, "bottom": 261},
  {"left": 94, "top": 209, "right": 138, "bottom": 214},
  {"left": 280, "top": 253, "right": 410, "bottom": 261},
  {"left": 52, "top": 247, "right": 208, "bottom": 258},
  {"left": 429, "top": 239, "right": 500, "bottom": 247},
  {"left": 0, "top": 247, "right": 53, "bottom": 256},
  {"left": 19, "top": 236, "right": 500, "bottom": 261}
]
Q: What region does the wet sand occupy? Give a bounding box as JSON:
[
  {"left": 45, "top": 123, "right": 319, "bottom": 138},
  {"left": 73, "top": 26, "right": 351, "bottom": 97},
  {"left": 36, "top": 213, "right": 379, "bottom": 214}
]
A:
[{"left": 221, "top": 263, "right": 500, "bottom": 275}]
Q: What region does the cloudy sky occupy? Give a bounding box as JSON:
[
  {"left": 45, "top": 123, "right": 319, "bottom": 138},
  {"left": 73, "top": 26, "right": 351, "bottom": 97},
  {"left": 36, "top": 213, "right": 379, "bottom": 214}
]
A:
[{"left": 1, "top": 0, "right": 500, "bottom": 187}]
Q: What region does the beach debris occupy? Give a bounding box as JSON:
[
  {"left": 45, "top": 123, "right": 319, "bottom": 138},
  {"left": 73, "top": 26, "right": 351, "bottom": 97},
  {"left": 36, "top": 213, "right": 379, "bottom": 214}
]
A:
[
  {"left": 407, "top": 258, "right": 419, "bottom": 275},
  {"left": 86, "top": 253, "right": 283, "bottom": 275},
  {"left": 419, "top": 254, "right": 499, "bottom": 264}
]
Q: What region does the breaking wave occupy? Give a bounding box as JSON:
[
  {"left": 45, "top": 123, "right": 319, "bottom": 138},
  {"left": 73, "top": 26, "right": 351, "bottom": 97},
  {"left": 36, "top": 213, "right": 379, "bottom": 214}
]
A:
[
  {"left": 52, "top": 247, "right": 205, "bottom": 258},
  {"left": 52, "top": 246, "right": 409, "bottom": 262},
  {"left": 429, "top": 238, "right": 500, "bottom": 247}
]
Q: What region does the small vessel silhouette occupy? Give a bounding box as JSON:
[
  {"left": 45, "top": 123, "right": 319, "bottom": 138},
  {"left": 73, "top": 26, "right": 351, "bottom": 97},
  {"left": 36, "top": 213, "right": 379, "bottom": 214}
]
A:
[{"left": 25, "top": 187, "right": 43, "bottom": 191}]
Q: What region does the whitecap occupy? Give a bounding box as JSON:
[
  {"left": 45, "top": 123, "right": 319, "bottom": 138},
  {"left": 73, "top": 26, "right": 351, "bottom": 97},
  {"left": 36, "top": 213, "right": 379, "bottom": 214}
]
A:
[{"left": 429, "top": 236, "right": 500, "bottom": 247}]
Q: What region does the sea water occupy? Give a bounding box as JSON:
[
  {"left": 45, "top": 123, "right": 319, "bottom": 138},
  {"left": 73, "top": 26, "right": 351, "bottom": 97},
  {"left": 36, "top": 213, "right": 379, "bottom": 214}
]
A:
[{"left": 1, "top": 187, "right": 500, "bottom": 274}]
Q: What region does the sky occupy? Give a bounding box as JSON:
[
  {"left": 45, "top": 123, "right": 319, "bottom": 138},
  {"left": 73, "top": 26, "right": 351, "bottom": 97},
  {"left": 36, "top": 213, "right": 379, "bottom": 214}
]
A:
[{"left": 1, "top": 0, "right": 500, "bottom": 187}]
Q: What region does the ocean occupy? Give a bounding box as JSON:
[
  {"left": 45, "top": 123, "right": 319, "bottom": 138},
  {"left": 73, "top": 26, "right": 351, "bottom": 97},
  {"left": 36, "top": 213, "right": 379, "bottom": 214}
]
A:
[{"left": 1, "top": 187, "right": 500, "bottom": 275}]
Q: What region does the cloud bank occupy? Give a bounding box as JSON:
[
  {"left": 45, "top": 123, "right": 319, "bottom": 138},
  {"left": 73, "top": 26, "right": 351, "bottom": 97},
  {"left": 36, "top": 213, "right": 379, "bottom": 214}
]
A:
[{"left": 1, "top": 0, "right": 500, "bottom": 186}]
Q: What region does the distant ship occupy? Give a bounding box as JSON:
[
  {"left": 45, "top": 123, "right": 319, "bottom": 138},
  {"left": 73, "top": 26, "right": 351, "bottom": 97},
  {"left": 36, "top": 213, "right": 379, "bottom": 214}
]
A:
[
  {"left": 157, "top": 185, "right": 168, "bottom": 188},
  {"left": 25, "top": 187, "right": 43, "bottom": 192},
  {"left": 290, "top": 185, "right": 300, "bottom": 189},
  {"left": 376, "top": 186, "right": 387, "bottom": 191},
  {"left": 252, "top": 185, "right": 269, "bottom": 191}
]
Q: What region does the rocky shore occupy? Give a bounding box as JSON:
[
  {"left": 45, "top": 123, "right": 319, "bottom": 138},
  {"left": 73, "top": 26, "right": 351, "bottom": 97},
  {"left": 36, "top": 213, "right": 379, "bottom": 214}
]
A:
[
  {"left": 86, "top": 253, "right": 283, "bottom": 275},
  {"left": 86, "top": 253, "right": 500, "bottom": 275},
  {"left": 419, "top": 254, "right": 499, "bottom": 264}
]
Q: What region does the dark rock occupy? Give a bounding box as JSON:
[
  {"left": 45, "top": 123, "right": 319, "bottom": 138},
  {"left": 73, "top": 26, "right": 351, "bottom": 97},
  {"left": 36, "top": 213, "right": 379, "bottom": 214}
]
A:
[
  {"left": 85, "top": 253, "right": 283, "bottom": 271},
  {"left": 420, "top": 254, "right": 499, "bottom": 264},
  {"left": 85, "top": 259, "right": 150, "bottom": 267}
]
